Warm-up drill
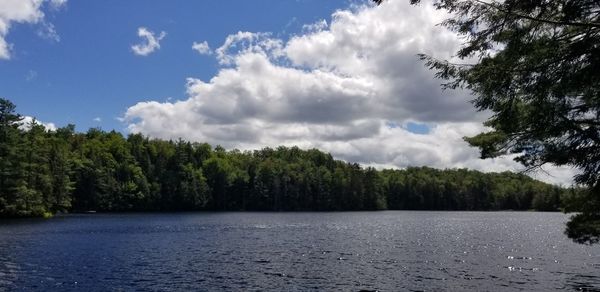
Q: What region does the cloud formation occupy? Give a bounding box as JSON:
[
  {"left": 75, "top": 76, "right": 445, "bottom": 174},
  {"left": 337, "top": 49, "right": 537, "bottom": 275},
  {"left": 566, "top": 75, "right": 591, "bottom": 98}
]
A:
[
  {"left": 192, "top": 41, "right": 211, "bottom": 55},
  {"left": 131, "top": 27, "right": 166, "bottom": 56},
  {"left": 20, "top": 116, "right": 57, "bottom": 131},
  {"left": 49, "top": 0, "right": 67, "bottom": 10},
  {"left": 0, "top": 0, "right": 66, "bottom": 59},
  {"left": 124, "top": 1, "right": 576, "bottom": 185},
  {"left": 37, "top": 21, "right": 60, "bottom": 42}
]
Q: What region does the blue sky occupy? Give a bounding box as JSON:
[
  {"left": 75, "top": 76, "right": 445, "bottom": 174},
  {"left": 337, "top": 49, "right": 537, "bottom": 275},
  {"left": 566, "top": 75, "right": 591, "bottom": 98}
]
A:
[
  {"left": 0, "top": 0, "right": 576, "bottom": 185},
  {"left": 1, "top": 0, "right": 349, "bottom": 131}
]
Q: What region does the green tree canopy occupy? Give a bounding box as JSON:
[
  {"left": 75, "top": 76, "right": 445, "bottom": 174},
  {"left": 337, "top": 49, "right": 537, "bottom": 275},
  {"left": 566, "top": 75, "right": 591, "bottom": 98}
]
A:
[{"left": 0, "top": 98, "right": 576, "bottom": 219}]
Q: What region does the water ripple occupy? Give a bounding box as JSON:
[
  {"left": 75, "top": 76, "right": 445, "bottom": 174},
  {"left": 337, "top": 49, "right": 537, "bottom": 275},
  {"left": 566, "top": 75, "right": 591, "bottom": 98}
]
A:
[{"left": 0, "top": 211, "right": 598, "bottom": 291}]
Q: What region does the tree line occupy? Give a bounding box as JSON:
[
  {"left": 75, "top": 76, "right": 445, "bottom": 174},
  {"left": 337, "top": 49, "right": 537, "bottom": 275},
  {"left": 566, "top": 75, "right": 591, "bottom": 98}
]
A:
[{"left": 0, "top": 98, "right": 576, "bottom": 218}]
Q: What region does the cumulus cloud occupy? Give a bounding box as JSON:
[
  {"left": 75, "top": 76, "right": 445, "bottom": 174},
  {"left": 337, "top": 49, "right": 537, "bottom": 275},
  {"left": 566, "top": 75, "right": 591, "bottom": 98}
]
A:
[
  {"left": 124, "top": 1, "right": 575, "bottom": 185},
  {"left": 302, "top": 19, "right": 327, "bottom": 33},
  {"left": 0, "top": 0, "right": 66, "bottom": 59},
  {"left": 213, "top": 31, "right": 285, "bottom": 65},
  {"left": 131, "top": 27, "right": 166, "bottom": 56},
  {"left": 19, "top": 116, "right": 57, "bottom": 132},
  {"left": 192, "top": 41, "right": 212, "bottom": 55}
]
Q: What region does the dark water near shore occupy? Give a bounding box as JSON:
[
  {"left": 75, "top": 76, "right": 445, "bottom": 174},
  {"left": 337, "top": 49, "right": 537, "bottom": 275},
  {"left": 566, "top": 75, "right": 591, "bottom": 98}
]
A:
[{"left": 0, "top": 211, "right": 598, "bottom": 291}]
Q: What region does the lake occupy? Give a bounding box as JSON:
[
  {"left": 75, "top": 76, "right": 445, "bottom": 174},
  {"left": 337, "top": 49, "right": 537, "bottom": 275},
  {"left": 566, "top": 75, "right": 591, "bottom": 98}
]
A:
[{"left": 0, "top": 211, "right": 598, "bottom": 291}]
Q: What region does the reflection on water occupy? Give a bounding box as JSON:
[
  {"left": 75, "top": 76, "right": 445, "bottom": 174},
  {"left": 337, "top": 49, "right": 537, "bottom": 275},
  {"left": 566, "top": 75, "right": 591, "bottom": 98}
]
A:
[{"left": 0, "top": 211, "right": 598, "bottom": 291}]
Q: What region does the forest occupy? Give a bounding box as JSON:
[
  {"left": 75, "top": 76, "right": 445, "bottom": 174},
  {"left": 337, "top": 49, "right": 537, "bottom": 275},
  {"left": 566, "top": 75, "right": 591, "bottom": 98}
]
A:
[{"left": 0, "top": 99, "right": 575, "bottom": 218}]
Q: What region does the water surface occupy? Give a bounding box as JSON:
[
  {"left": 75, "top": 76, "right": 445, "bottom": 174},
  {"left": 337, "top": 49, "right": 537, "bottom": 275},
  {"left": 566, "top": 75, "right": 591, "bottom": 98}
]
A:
[{"left": 0, "top": 211, "right": 598, "bottom": 291}]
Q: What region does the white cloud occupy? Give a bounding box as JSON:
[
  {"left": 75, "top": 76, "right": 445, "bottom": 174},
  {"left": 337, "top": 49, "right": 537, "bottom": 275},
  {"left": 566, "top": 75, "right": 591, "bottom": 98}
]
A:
[
  {"left": 192, "top": 41, "right": 212, "bottom": 55},
  {"left": 124, "top": 1, "right": 576, "bottom": 185},
  {"left": 93, "top": 117, "right": 101, "bottom": 122},
  {"left": 0, "top": 0, "right": 43, "bottom": 59},
  {"left": 37, "top": 21, "right": 59, "bottom": 42},
  {"left": 215, "top": 31, "right": 284, "bottom": 65},
  {"left": 131, "top": 27, "right": 166, "bottom": 56},
  {"left": 49, "top": 0, "right": 67, "bottom": 10},
  {"left": 0, "top": 0, "right": 66, "bottom": 59},
  {"left": 302, "top": 19, "right": 327, "bottom": 33},
  {"left": 19, "top": 116, "right": 57, "bottom": 131}
]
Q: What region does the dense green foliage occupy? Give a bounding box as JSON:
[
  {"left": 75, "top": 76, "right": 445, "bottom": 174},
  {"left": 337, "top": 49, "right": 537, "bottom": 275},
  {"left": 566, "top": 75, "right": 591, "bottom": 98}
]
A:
[
  {"left": 374, "top": 0, "right": 600, "bottom": 243},
  {"left": 0, "top": 99, "right": 573, "bottom": 217}
]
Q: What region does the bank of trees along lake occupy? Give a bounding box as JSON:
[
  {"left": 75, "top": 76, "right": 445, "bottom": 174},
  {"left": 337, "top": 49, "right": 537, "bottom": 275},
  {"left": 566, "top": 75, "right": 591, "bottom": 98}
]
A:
[{"left": 0, "top": 99, "right": 574, "bottom": 218}]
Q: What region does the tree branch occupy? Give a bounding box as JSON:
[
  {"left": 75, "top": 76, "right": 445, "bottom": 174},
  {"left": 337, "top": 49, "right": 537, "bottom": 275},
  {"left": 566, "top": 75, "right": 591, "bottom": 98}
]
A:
[{"left": 472, "top": 0, "right": 600, "bottom": 29}]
